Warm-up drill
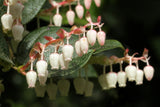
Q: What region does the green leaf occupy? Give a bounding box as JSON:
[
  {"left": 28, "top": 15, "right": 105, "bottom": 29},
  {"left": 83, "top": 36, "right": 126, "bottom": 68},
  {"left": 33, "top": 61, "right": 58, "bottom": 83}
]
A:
[
  {"left": 17, "top": 26, "right": 124, "bottom": 77},
  {"left": 91, "top": 40, "right": 124, "bottom": 55},
  {"left": 22, "top": 0, "right": 46, "bottom": 24},
  {"left": 67, "top": 64, "right": 98, "bottom": 78},
  {"left": 0, "top": 32, "right": 14, "bottom": 71},
  {"left": 88, "top": 41, "right": 125, "bottom": 66}
]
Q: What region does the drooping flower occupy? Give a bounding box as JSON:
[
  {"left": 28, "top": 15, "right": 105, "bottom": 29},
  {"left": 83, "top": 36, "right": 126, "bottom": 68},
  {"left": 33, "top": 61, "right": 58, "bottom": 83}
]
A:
[
  {"left": 143, "top": 65, "right": 154, "bottom": 81},
  {"left": 80, "top": 36, "right": 89, "bottom": 54},
  {"left": 53, "top": 14, "right": 62, "bottom": 26},
  {"left": 97, "top": 31, "right": 106, "bottom": 46},
  {"left": 49, "top": 52, "right": 60, "bottom": 69},
  {"left": 62, "top": 45, "right": 74, "bottom": 61},
  {"left": 87, "top": 29, "right": 97, "bottom": 46},
  {"left": 106, "top": 72, "right": 117, "bottom": 88},
  {"left": 75, "top": 4, "right": 84, "bottom": 19},
  {"left": 26, "top": 70, "right": 37, "bottom": 88},
  {"left": 36, "top": 60, "right": 48, "bottom": 77},
  {"left": 66, "top": 9, "right": 75, "bottom": 25},
  {"left": 117, "top": 71, "right": 127, "bottom": 87}
]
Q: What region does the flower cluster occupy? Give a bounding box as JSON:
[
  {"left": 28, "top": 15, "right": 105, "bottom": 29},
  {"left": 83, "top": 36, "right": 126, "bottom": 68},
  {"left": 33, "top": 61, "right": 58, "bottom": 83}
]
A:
[
  {"left": 50, "top": 0, "right": 101, "bottom": 26},
  {"left": 1, "top": 0, "right": 27, "bottom": 41},
  {"left": 3, "top": 0, "right": 153, "bottom": 99},
  {"left": 24, "top": 14, "right": 106, "bottom": 88},
  {"left": 98, "top": 49, "right": 154, "bottom": 90}
]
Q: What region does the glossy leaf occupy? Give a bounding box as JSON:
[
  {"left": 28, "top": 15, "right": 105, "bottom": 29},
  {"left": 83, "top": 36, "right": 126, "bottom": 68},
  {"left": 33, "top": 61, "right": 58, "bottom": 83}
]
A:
[
  {"left": 0, "top": 32, "right": 14, "bottom": 71},
  {"left": 22, "top": 0, "right": 46, "bottom": 24},
  {"left": 17, "top": 26, "right": 124, "bottom": 77}
]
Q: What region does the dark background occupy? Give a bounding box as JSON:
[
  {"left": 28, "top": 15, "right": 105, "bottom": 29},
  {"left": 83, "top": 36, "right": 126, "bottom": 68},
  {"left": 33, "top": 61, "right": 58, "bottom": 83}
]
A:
[{"left": 1, "top": 0, "right": 160, "bottom": 107}]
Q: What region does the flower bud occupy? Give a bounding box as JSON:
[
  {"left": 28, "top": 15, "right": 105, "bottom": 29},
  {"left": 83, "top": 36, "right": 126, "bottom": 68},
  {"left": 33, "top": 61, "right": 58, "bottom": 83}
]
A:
[
  {"left": 117, "top": 71, "right": 127, "bottom": 87},
  {"left": 106, "top": 72, "right": 117, "bottom": 88},
  {"left": 57, "top": 79, "right": 70, "bottom": 96},
  {"left": 26, "top": 70, "right": 37, "bottom": 88},
  {"left": 35, "top": 82, "right": 46, "bottom": 97},
  {"left": 36, "top": 60, "right": 48, "bottom": 77},
  {"left": 38, "top": 70, "right": 48, "bottom": 86},
  {"left": 87, "top": 29, "right": 97, "bottom": 46},
  {"left": 136, "top": 69, "right": 144, "bottom": 85},
  {"left": 49, "top": 53, "right": 60, "bottom": 69},
  {"left": 84, "top": 0, "right": 92, "bottom": 10},
  {"left": 46, "top": 83, "right": 57, "bottom": 100},
  {"left": 12, "top": 23, "right": 24, "bottom": 41},
  {"left": 84, "top": 80, "right": 94, "bottom": 97},
  {"left": 97, "top": 31, "right": 106, "bottom": 46},
  {"left": 94, "top": 0, "right": 101, "bottom": 7},
  {"left": 75, "top": 40, "right": 83, "bottom": 56},
  {"left": 80, "top": 37, "right": 89, "bottom": 54},
  {"left": 62, "top": 45, "right": 74, "bottom": 61},
  {"left": 1, "top": 14, "right": 13, "bottom": 31},
  {"left": 143, "top": 65, "right": 154, "bottom": 81},
  {"left": 66, "top": 10, "right": 75, "bottom": 25},
  {"left": 75, "top": 4, "right": 84, "bottom": 19},
  {"left": 98, "top": 74, "right": 109, "bottom": 90},
  {"left": 53, "top": 14, "right": 62, "bottom": 26},
  {"left": 73, "top": 77, "right": 86, "bottom": 95},
  {"left": 125, "top": 65, "right": 137, "bottom": 81},
  {"left": 10, "top": 2, "right": 24, "bottom": 19}
]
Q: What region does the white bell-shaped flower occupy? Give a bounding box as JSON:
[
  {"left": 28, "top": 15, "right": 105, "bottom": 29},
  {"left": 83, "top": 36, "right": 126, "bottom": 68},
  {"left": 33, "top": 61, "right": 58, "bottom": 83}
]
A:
[
  {"left": 87, "top": 29, "right": 97, "bottom": 46},
  {"left": 53, "top": 14, "right": 62, "bottom": 26},
  {"left": 12, "top": 23, "right": 24, "bottom": 41},
  {"left": 1, "top": 13, "right": 13, "bottom": 31},
  {"left": 66, "top": 9, "right": 75, "bottom": 25},
  {"left": 143, "top": 65, "right": 154, "bottom": 81},
  {"left": 75, "top": 40, "right": 83, "bottom": 56},
  {"left": 36, "top": 60, "right": 48, "bottom": 77},
  {"left": 94, "top": 0, "right": 101, "bottom": 7},
  {"left": 80, "top": 36, "right": 89, "bottom": 54},
  {"left": 136, "top": 69, "right": 144, "bottom": 85},
  {"left": 117, "top": 71, "right": 127, "bottom": 87},
  {"left": 98, "top": 74, "right": 109, "bottom": 90},
  {"left": 57, "top": 79, "right": 70, "bottom": 96},
  {"left": 46, "top": 83, "right": 57, "bottom": 100},
  {"left": 106, "top": 72, "right": 117, "bottom": 88},
  {"left": 84, "top": 0, "right": 92, "bottom": 10},
  {"left": 75, "top": 4, "right": 84, "bottom": 19},
  {"left": 97, "top": 31, "right": 106, "bottom": 46},
  {"left": 49, "top": 52, "right": 60, "bottom": 69},
  {"left": 62, "top": 45, "right": 74, "bottom": 61},
  {"left": 84, "top": 80, "right": 94, "bottom": 97},
  {"left": 26, "top": 70, "right": 37, "bottom": 88},
  {"left": 125, "top": 65, "right": 137, "bottom": 81},
  {"left": 73, "top": 77, "right": 86, "bottom": 95}
]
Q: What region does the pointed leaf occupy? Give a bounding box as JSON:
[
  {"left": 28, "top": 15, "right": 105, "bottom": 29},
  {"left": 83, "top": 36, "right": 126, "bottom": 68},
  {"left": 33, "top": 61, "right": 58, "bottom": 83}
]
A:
[
  {"left": 17, "top": 26, "right": 124, "bottom": 77},
  {"left": 22, "top": 0, "right": 46, "bottom": 24}
]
